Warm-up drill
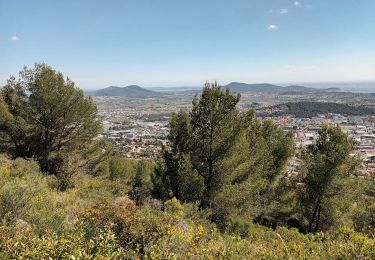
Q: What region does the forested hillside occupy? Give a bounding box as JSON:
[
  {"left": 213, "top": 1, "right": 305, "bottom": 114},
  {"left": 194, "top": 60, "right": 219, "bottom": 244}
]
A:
[
  {"left": 285, "top": 102, "right": 375, "bottom": 118},
  {"left": 260, "top": 101, "right": 375, "bottom": 118},
  {"left": 0, "top": 64, "right": 374, "bottom": 259}
]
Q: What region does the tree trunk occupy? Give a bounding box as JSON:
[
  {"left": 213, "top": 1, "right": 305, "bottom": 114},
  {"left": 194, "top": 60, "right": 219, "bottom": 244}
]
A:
[
  {"left": 40, "top": 131, "right": 52, "bottom": 173},
  {"left": 315, "top": 205, "right": 321, "bottom": 232},
  {"left": 202, "top": 115, "right": 214, "bottom": 209},
  {"left": 308, "top": 202, "right": 321, "bottom": 233}
]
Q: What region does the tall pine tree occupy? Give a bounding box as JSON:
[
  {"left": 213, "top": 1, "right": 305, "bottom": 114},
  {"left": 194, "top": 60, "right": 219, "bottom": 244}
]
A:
[
  {"left": 299, "top": 126, "right": 359, "bottom": 232},
  {"left": 0, "top": 63, "right": 102, "bottom": 174}
]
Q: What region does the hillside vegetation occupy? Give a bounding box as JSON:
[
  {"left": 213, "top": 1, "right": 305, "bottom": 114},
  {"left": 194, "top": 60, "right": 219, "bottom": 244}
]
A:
[
  {"left": 259, "top": 101, "right": 375, "bottom": 118},
  {"left": 0, "top": 64, "right": 374, "bottom": 259},
  {"left": 285, "top": 101, "right": 375, "bottom": 117}
]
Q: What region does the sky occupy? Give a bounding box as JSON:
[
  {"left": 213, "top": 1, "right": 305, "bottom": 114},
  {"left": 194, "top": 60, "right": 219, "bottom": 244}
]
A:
[{"left": 1, "top": 0, "right": 375, "bottom": 89}]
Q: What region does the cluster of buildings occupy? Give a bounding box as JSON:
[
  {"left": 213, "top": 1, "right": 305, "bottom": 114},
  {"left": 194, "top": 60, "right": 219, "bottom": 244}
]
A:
[
  {"left": 265, "top": 114, "right": 375, "bottom": 175},
  {"left": 94, "top": 95, "right": 374, "bottom": 175},
  {"left": 98, "top": 110, "right": 169, "bottom": 158}
]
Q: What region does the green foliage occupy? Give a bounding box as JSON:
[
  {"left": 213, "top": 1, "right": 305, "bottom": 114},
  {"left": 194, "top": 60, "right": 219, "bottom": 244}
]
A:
[
  {"left": 285, "top": 101, "right": 375, "bottom": 118},
  {"left": 0, "top": 224, "right": 127, "bottom": 259},
  {"left": 0, "top": 155, "right": 46, "bottom": 224},
  {"left": 299, "top": 125, "right": 360, "bottom": 232},
  {"left": 0, "top": 63, "right": 102, "bottom": 177},
  {"left": 176, "top": 153, "right": 205, "bottom": 202},
  {"left": 353, "top": 175, "right": 375, "bottom": 236},
  {"left": 190, "top": 83, "right": 242, "bottom": 207},
  {"left": 215, "top": 118, "right": 296, "bottom": 226},
  {"left": 154, "top": 84, "right": 249, "bottom": 205},
  {"left": 153, "top": 112, "right": 206, "bottom": 203},
  {"left": 154, "top": 83, "right": 296, "bottom": 228},
  {"left": 164, "top": 197, "right": 184, "bottom": 219},
  {"left": 0, "top": 69, "right": 372, "bottom": 258},
  {"left": 0, "top": 154, "right": 115, "bottom": 235},
  {"left": 129, "top": 160, "right": 154, "bottom": 204},
  {"left": 0, "top": 154, "right": 374, "bottom": 259},
  {"left": 4, "top": 196, "right": 375, "bottom": 259},
  {"left": 263, "top": 101, "right": 375, "bottom": 118}
]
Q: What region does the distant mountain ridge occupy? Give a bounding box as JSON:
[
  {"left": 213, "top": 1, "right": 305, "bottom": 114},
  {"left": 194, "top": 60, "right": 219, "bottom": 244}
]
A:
[
  {"left": 87, "top": 82, "right": 341, "bottom": 97},
  {"left": 89, "top": 85, "right": 164, "bottom": 98},
  {"left": 224, "top": 82, "right": 341, "bottom": 93}
]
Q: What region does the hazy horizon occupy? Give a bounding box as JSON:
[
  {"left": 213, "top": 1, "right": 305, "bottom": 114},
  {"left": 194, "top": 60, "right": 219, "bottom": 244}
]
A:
[{"left": 83, "top": 81, "right": 375, "bottom": 93}]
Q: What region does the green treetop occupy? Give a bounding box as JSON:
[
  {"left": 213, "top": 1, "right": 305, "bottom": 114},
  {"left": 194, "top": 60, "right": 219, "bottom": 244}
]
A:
[{"left": 0, "top": 63, "right": 102, "bottom": 175}]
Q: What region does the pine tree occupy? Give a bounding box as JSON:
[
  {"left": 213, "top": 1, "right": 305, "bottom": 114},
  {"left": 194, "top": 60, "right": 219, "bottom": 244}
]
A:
[
  {"left": 0, "top": 63, "right": 102, "bottom": 174},
  {"left": 153, "top": 82, "right": 295, "bottom": 227},
  {"left": 153, "top": 111, "right": 205, "bottom": 202},
  {"left": 214, "top": 118, "right": 295, "bottom": 226},
  {"left": 153, "top": 83, "right": 243, "bottom": 205},
  {"left": 190, "top": 82, "right": 242, "bottom": 207},
  {"left": 300, "top": 125, "right": 359, "bottom": 232},
  {"left": 130, "top": 160, "right": 154, "bottom": 205}
]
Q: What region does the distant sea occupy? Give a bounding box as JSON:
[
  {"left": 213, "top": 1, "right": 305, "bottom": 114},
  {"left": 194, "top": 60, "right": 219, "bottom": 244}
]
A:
[{"left": 280, "top": 82, "right": 375, "bottom": 93}]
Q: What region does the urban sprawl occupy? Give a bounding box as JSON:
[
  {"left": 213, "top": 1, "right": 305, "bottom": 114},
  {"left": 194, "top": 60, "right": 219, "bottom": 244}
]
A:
[{"left": 94, "top": 92, "right": 375, "bottom": 176}]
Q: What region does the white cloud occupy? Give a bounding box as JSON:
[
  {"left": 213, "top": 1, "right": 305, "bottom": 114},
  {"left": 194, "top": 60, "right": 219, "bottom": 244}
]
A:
[
  {"left": 267, "top": 25, "right": 279, "bottom": 30},
  {"left": 267, "top": 9, "right": 273, "bottom": 14},
  {"left": 10, "top": 35, "right": 19, "bottom": 41},
  {"left": 294, "top": 1, "right": 300, "bottom": 7},
  {"left": 280, "top": 8, "right": 288, "bottom": 14}
]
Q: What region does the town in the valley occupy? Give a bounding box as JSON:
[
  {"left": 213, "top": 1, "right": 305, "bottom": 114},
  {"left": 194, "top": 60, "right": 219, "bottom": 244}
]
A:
[{"left": 92, "top": 87, "right": 375, "bottom": 176}]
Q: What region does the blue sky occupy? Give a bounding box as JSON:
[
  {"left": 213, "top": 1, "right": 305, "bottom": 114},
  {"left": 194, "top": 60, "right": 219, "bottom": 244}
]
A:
[{"left": 1, "top": 0, "right": 374, "bottom": 89}]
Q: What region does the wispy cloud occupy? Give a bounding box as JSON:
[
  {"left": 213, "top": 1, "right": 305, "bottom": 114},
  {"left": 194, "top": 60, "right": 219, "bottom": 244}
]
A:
[
  {"left": 10, "top": 35, "right": 19, "bottom": 41},
  {"left": 280, "top": 8, "right": 288, "bottom": 14},
  {"left": 267, "top": 25, "right": 279, "bottom": 31},
  {"left": 293, "top": 2, "right": 312, "bottom": 10},
  {"left": 268, "top": 8, "right": 288, "bottom": 14}
]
